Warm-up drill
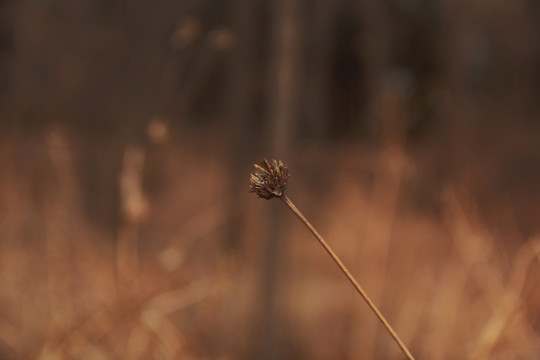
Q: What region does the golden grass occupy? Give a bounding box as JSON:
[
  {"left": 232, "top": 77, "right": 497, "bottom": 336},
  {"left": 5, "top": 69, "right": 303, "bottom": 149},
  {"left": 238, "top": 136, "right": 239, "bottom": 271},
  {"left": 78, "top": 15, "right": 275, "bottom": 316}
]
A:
[{"left": 0, "top": 130, "right": 539, "bottom": 359}]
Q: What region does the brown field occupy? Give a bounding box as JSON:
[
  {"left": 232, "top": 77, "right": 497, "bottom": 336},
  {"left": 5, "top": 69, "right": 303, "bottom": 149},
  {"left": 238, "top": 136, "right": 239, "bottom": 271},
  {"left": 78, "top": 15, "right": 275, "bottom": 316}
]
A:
[{"left": 1, "top": 1, "right": 540, "bottom": 359}]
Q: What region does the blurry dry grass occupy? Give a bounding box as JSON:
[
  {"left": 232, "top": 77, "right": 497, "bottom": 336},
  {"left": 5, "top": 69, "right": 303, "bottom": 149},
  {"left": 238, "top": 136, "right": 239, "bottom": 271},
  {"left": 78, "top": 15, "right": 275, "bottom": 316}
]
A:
[
  {"left": 0, "top": 128, "right": 539, "bottom": 359},
  {"left": 2, "top": 1, "right": 540, "bottom": 358}
]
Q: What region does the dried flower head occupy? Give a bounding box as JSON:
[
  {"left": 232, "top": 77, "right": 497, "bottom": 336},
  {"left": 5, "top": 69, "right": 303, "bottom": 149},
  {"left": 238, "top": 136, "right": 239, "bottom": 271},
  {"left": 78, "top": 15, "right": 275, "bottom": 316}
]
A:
[{"left": 249, "top": 159, "right": 290, "bottom": 199}]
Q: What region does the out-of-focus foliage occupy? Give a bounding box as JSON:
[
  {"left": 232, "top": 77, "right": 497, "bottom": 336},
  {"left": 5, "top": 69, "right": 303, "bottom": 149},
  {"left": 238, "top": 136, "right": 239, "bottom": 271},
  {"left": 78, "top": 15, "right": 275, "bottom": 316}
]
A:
[{"left": 0, "top": 0, "right": 539, "bottom": 359}]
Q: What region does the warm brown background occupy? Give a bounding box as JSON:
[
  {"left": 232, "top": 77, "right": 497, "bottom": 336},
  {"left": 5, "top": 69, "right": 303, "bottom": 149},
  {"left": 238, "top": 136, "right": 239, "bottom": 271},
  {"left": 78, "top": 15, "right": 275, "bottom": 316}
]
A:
[{"left": 1, "top": 1, "right": 540, "bottom": 359}]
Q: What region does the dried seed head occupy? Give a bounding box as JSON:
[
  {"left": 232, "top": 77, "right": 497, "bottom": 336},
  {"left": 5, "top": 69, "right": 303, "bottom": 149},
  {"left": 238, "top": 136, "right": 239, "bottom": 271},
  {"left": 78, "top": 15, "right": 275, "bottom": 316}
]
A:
[{"left": 249, "top": 159, "right": 290, "bottom": 199}]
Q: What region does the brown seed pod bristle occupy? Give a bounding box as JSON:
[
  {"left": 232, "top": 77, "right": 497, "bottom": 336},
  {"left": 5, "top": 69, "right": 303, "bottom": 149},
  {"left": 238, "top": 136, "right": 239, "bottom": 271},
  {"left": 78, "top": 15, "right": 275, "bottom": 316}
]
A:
[{"left": 249, "top": 159, "right": 290, "bottom": 199}]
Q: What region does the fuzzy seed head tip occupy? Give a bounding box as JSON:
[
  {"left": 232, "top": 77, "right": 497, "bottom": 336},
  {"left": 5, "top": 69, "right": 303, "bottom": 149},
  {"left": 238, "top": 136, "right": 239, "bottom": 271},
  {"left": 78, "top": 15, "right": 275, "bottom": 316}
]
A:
[{"left": 249, "top": 159, "right": 290, "bottom": 199}]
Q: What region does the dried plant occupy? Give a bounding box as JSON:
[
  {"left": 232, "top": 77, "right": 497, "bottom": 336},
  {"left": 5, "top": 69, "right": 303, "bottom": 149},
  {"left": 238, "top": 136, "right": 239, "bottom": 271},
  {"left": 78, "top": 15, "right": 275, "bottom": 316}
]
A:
[
  {"left": 250, "top": 159, "right": 415, "bottom": 360},
  {"left": 249, "top": 159, "right": 290, "bottom": 199}
]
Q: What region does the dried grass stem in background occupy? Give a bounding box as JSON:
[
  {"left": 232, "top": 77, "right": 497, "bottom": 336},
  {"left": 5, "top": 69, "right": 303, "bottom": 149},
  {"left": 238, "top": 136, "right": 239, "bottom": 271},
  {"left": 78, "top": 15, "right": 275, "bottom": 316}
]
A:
[{"left": 250, "top": 159, "right": 415, "bottom": 360}]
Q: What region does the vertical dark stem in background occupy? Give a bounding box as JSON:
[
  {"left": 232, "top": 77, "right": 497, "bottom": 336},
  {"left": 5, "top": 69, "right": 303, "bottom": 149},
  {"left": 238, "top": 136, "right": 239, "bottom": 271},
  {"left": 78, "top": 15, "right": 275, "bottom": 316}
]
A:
[
  {"left": 256, "top": 0, "right": 300, "bottom": 359},
  {"left": 268, "top": 0, "right": 300, "bottom": 155},
  {"left": 356, "top": 0, "right": 391, "bottom": 141},
  {"left": 225, "top": 0, "right": 258, "bottom": 251},
  {"left": 303, "top": 0, "right": 336, "bottom": 138},
  {"left": 0, "top": 0, "right": 13, "bottom": 128}
]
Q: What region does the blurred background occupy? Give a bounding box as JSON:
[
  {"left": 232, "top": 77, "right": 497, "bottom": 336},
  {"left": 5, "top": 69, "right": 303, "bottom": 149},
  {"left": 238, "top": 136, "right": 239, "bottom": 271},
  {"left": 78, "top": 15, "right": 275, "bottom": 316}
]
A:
[{"left": 1, "top": 0, "right": 540, "bottom": 359}]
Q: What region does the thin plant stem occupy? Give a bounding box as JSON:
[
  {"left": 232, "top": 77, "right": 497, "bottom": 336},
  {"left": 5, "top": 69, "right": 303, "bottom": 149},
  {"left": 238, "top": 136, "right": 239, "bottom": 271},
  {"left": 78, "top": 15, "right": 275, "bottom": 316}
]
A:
[{"left": 280, "top": 194, "right": 415, "bottom": 360}]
